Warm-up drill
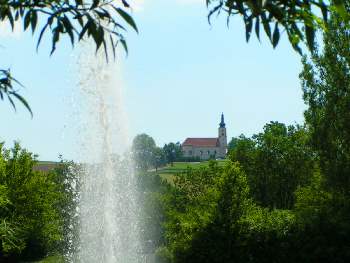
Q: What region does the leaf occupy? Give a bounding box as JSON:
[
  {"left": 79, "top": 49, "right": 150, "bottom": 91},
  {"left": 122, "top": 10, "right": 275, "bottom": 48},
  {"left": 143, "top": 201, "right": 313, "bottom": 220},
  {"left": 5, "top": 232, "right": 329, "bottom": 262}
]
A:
[
  {"left": 10, "top": 92, "right": 33, "bottom": 117},
  {"left": 62, "top": 16, "right": 75, "bottom": 46},
  {"left": 255, "top": 17, "right": 260, "bottom": 41},
  {"left": 305, "top": 25, "right": 315, "bottom": 52},
  {"left": 115, "top": 7, "right": 138, "bottom": 33},
  {"left": 36, "top": 24, "right": 49, "bottom": 51},
  {"left": 50, "top": 27, "right": 60, "bottom": 56},
  {"left": 110, "top": 35, "right": 116, "bottom": 60},
  {"left": 102, "top": 39, "right": 108, "bottom": 62},
  {"left": 333, "top": 0, "right": 349, "bottom": 21},
  {"left": 90, "top": 0, "right": 100, "bottom": 10},
  {"left": 30, "top": 11, "right": 38, "bottom": 34},
  {"left": 15, "top": 10, "right": 19, "bottom": 21},
  {"left": 23, "top": 11, "right": 31, "bottom": 30},
  {"left": 287, "top": 32, "right": 302, "bottom": 55},
  {"left": 245, "top": 16, "right": 253, "bottom": 42},
  {"left": 120, "top": 39, "right": 128, "bottom": 55},
  {"left": 272, "top": 23, "right": 280, "bottom": 48},
  {"left": 261, "top": 12, "right": 271, "bottom": 40},
  {"left": 79, "top": 20, "right": 91, "bottom": 40},
  {"left": 208, "top": 2, "right": 222, "bottom": 25},
  {"left": 94, "top": 26, "right": 104, "bottom": 51},
  {"left": 7, "top": 94, "right": 16, "bottom": 112},
  {"left": 7, "top": 10, "right": 14, "bottom": 30},
  {"left": 122, "top": 0, "right": 130, "bottom": 8},
  {"left": 95, "top": 10, "right": 109, "bottom": 19}
]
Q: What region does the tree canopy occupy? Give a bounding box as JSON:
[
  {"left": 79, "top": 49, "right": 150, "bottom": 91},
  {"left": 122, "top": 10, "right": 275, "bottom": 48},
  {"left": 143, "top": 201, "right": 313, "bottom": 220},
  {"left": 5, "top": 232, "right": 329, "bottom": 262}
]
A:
[{"left": 207, "top": 0, "right": 349, "bottom": 53}]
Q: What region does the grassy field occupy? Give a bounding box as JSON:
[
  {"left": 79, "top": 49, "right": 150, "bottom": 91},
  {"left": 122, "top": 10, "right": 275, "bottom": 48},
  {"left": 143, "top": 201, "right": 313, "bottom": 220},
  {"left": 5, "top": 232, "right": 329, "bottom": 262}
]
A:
[
  {"left": 36, "top": 255, "right": 64, "bottom": 263},
  {"left": 155, "top": 160, "right": 228, "bottom": 184},
  {"left": 20, "top": 254, "right": 64, "bottom": 263}
]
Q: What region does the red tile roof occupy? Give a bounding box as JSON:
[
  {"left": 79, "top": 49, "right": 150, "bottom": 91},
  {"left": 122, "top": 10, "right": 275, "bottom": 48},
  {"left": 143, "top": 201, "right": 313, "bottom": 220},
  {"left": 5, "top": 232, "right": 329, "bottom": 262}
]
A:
[{"left": 182, "top": 138, "right": 219, "bottom": 147}]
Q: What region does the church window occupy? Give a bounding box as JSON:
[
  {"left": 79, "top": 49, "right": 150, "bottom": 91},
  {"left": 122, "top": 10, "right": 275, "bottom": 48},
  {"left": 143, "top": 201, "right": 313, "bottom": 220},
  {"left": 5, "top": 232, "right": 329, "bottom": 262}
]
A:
[
  {"left": 200, "top": 150, "right": 203, "bottom": 156},
  {"left": 207, "top": 151, "right": 210, "bottom": 155},
  {"left": 189, "top": 150, "right": 192, "bottom": 155}
]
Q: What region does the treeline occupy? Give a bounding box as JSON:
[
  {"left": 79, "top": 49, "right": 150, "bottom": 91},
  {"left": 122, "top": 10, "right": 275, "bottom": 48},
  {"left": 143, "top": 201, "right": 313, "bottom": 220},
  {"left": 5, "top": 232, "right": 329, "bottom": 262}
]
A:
[
  {"left": 141, "top": 10, "right": 350, "bottom": 263},
  {"left": 132, "top": 134, "right": 189, "bottom": 172}
]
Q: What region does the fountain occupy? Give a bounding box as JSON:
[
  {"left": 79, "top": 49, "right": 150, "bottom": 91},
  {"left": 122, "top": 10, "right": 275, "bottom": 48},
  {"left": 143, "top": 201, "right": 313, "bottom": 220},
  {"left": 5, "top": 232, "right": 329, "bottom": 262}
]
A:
[{"left": 70, "top": 42, "right": 143, "bottom": 263}]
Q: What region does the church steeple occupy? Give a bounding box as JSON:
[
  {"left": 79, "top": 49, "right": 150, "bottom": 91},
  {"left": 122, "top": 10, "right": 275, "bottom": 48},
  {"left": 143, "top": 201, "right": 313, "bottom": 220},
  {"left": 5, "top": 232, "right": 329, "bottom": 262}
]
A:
[
  {"left": 218, "top": 113, "right": 227, "bottom": 157},
  {"left": 219, "top": 113, "right": 225, "bottom": 128}
]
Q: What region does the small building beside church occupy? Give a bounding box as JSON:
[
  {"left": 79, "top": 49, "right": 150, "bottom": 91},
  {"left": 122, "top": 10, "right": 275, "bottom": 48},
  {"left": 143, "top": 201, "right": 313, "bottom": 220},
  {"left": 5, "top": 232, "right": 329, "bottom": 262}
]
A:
[{"left": 182, "top": 114, "right": 228, "bottom": 160}]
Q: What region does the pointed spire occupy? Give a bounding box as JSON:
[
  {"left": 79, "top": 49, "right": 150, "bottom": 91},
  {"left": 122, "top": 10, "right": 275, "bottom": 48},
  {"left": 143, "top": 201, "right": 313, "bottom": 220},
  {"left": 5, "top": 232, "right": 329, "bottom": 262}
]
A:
[{"left": 219, "top": 113, "right": 225, "bottom": 128}]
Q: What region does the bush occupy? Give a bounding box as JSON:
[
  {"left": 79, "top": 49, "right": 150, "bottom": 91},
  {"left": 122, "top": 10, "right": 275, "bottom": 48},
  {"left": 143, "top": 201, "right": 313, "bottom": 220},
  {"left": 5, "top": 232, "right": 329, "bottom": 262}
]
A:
[{"left": 0, "top": 143, "right": 64, "bottom": 261}]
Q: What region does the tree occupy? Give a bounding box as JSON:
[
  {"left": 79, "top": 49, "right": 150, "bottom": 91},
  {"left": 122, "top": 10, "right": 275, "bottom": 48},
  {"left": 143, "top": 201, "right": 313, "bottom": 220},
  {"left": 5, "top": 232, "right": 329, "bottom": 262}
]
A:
[
  {"left": 229, "top": 122, "right": 315, "bottom": 209},
  {"left": 132, "top": 134, "right": 157, "bottom": 171},
  {"left": 300, "top": 5, "right": 350, "bottom": 193},
  {"left": 227, "top": 137, "right": 239, "bottom": 152},
  {"left": 207, "top": 0, "right": 349, "bottom": 54},
  {"left": 0, "top": 0, "right": 137, "bottom": 115},
  {"left": 0, "top": 142, "right": 63, "bottom": 260},
  {"left": 163, "top": 142, "right": 182, "bottom": 166},
  {"left": 152, "top": 147, "right": 166, "bottom": 172}
]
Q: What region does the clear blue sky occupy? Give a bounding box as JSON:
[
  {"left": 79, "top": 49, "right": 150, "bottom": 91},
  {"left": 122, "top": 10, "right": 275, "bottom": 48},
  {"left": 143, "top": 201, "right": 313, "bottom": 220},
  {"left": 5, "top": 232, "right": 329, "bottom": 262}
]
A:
[{"left": 0, "top": 0, "right": 306, "bottom": 161}]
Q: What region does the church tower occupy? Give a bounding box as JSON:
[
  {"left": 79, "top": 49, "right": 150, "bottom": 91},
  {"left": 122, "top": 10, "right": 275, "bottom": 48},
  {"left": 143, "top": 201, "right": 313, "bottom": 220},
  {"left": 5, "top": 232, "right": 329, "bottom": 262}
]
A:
[{"left": 218, "top": 113, "right": 227, "bottom": 157}]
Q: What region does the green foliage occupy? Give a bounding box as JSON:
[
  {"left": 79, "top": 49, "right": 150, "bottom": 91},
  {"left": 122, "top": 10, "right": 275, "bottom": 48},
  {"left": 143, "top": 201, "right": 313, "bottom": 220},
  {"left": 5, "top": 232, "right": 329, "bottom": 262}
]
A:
[
  {"left": 36, "top": 254, "right": 65, "bottom": 263},
  {"left": 300, "top": 6, "right": 350, "bottom": 194},
  {"left": 132, "top": 133, "right": 158, "bottom": 171},
  {"left": 0, "top": 0, "right": 136, "bottom": 114},
  {"left": 132, "top": 135, "right": 185, "bottom": 172},
  {"left": 207, "top": 0, "right": 349, "bottom": 54},
  {"left": 227, "top": 136, "right": 239, "bottom": 152},
  {"left": 163, "top": 143, "right": 183, "bottom": 165},
  {"left": 0, "top": 70, "right": 32, "bottom": 117},
  {"left": 152, "top": 147, "right": 167, "bottom": 171},
  {"left": 152, "top": 9, "right": 350, "bottom": 261},
  {"left": 0, "top": 142, "right": 64, "bottom": 260},
  {"left": 230, "top": 122, "right": 315, "bottom": 209},
  {"left": 161, "top": 161, "right": 299, "bottom": 263}
]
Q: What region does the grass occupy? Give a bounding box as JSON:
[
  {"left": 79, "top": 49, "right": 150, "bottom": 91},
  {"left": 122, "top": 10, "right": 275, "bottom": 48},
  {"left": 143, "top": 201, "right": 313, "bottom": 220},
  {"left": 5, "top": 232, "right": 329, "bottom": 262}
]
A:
[
  {"left": 36, "top": 255, "right": 65, "bottom": 263},
  {"left": 155, "top": 160, "right": 228, "bottom": 184},
  {"left": 20, "top": 255, "right": 64, "bottom": 263}
]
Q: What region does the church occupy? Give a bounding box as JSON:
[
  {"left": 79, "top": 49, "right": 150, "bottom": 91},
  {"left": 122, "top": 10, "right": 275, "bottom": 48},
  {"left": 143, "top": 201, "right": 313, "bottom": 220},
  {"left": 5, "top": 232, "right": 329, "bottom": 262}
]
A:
[{"left": 182, "top": 113, "right": 228, "bottom": 160}]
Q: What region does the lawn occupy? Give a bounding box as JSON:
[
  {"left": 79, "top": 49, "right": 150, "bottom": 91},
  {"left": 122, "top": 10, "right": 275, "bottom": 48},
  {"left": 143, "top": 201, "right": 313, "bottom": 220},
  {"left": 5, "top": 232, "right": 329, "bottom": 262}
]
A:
[
  {"left": 21, "top": 255, "right": 64, "bottom": 263},
  {"left": 155, "top": 160, "right": 228, "bottom": 184}
]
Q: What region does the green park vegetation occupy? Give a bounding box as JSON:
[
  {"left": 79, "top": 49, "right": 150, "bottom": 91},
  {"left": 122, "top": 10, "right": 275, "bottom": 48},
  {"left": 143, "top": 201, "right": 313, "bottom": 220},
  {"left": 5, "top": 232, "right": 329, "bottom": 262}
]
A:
[
  {"left": 136, "top": 8, "right": 350, "bottom": 262},
  {"left": 148, "top": 161, "right": 228, "bottom": 185},
  {"left": 0, "top": 143, "right": 78, "bottom": 262}
]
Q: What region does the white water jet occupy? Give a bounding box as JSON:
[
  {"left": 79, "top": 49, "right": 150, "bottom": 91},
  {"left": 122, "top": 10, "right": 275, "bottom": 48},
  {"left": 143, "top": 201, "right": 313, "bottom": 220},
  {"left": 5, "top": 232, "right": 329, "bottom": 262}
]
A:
[{"left": 74, "top": 42, "right": 143, "bottom": 263}]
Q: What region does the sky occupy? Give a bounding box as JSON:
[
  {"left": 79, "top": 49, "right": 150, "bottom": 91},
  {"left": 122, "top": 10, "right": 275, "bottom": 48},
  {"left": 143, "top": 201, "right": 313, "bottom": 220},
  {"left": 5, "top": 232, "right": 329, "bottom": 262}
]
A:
[{"left": 0, "top": 0, "right": 306, "bottom": 161}]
